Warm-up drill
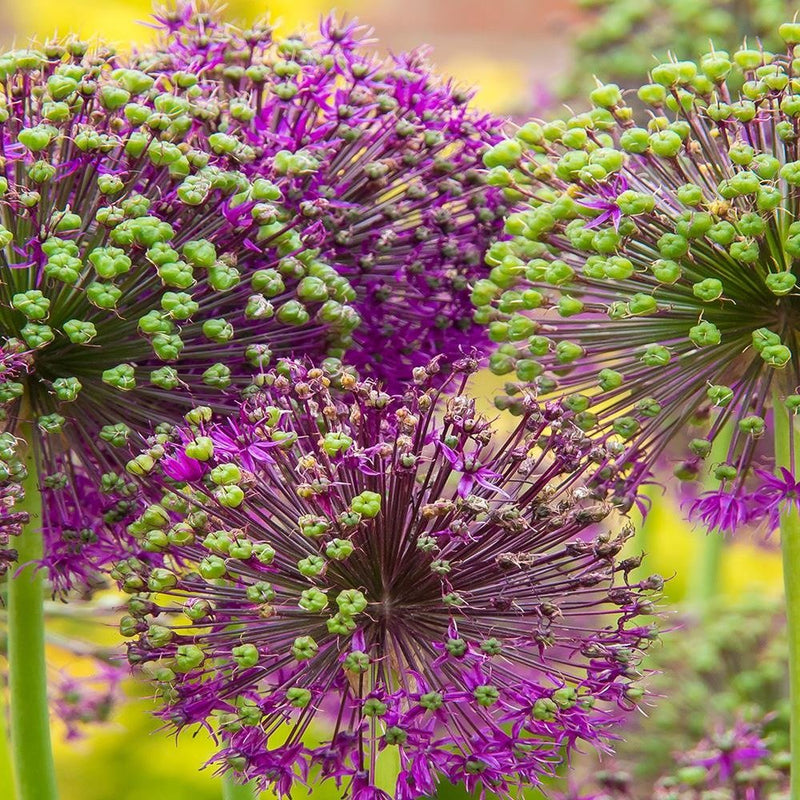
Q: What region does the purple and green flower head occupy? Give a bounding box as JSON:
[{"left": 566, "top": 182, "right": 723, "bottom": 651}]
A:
[
  {"left": 142, "top": 4, "right": 506, "bottom": 388},
  {"left": 118, "top": 357, "right": 660, "bottom": 798},
  {"left": 0, "top": 36, "right": 361, "bottom": 588},
  {"left": 558, "top": 720, "right": 788, "bottom": 800},
  {"left": 476, "top": 21, "right": 800, "bottom": 529}
]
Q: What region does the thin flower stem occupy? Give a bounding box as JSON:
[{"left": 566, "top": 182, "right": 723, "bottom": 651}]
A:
[
  {"left": 7, "top": 421, "right": 58, "bottom": 800},
  {"left": 628, "top": 484, "right": 660, "bottom": 578},
  {"left": 687, "top": 420, "right": 734, "bottom": 612},
  {"left": 773, "top": 388, "right": 800, "bottom": 800},
  {"left": 222, "top": 774, "right": 258, "bottom": 800}
]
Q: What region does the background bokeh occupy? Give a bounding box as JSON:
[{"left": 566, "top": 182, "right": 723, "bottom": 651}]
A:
[{"left": 0, "top": 0, "right": 785, "bottom": 797}]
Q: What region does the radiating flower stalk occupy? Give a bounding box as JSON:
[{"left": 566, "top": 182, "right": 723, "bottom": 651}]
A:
[
  {"left": 476, "top": 19, "right": 800, "bottom": 798},
  {"left": 118, "top": 357, "right": 660, "bottom": 799}
]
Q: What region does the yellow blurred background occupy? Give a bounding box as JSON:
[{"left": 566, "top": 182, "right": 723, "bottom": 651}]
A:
[{"left": 0, "top": 0, "right": 784, "bottom": 797}]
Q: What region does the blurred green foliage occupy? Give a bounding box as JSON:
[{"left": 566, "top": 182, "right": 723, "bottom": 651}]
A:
[
  {"left": 620, "top": 595, "right": 788, "bottom": 784},
  {"left": 571, "top": 596, "right": 790, "bottom": 796},
  {"left": 563, "top": 0, "right": 793, "bottom": 99}
]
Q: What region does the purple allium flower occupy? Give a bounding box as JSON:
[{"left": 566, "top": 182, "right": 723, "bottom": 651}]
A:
[
  {"left": 751, "top": 466, "right": 800, "bottom": 529},
  {"left": 578, "top": 174, "right": 628, "bottom": 231},
  {"left": 682, "top": 721, "right": 772, "bottom": 783},
  {"left": 558, "top": 722, "right": 788, "bottom": 800},
  {"left": 51, "top": 661, "right": 125, "bottom": 741},
  {"left": 139, "top": 4, "right": 505, "bottom": 389},
  {"left": 0, "top": 592, "right": 127, "bottom": 739},
  {"left": 651, "top": 721, "right": 786, "bottom": 799},
  {"left": 475, "top": 23, "right": 800, "bottom": 530},
  {"left": 0, "top": 36, "right": 366, "bottom": 588},
  {"left": 119, "top": 358, "right": 660, "bottom": 798},
  {"left": 687, "top": 488, "right": 751, "bottom": 534}
]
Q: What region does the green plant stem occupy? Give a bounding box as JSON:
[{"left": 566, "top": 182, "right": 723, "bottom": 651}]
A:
[
  {"left": 222, "top": 774, "right": 258, "bottom": 800},
  {"left": 7, "top": 421, "right": 58, "bottom": 800},
  {"left": 687, "top": 525, "right": 724, "bottom": 610},
  {"left": 773, "top": 389, "right": 800, "bottom": 800},
  {"left": 687, "top": 420, "right": 734, "bottom": 612},
  {"left": 0, "top": 701, "right": 14, "bottom": 799}
]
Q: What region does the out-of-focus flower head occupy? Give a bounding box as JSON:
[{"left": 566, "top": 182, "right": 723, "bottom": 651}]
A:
[
  {"left": 656, "top": 721, "right": 777, "bottom": 793},
  {"left": 560, "top": 595, "right": 788, "bottom": 798},
  {"left": 139, "top": 2, "right": 506, "bottom": 389},
  {"left": 51, "top": 660, "right": 125, "bottom": 741},
  {"left": 650, "top": 721, "right": 789, "bottom": 799},
  {"left": 119, "top": 357, "right": 660, "bottom": 799},
  {"left": 0, "top": 33, "right": 368, "bottom": 590},
  {"left": 1, "top": 594, "right": 127, "bottom": 739},
  {"left": 560, "top": 719, "right": 789, "bottom": 800},
  {"left": 476, "top": 21, "right": 800, "bottom": 532}
]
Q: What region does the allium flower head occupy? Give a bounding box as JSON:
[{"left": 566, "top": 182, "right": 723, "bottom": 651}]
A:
[
  {"left": 140, "top": 3, "right": 505, "bottom": 387},
  {"left": 52, "top": 661, "right": 125, "bottom": 741},
  {"left": 0, "top": 37, "right": 362, "bottom": 586},
  {"left": 559, "top": 721, "right": 788, "bottom": 800},
  {"left": 120, "top": 358, "right": 659, "bottom": 799},
  {"left": 651, "top": 721, "right": 788, "bottom": 800},
  {"left": 477, "top": 22, "right": 800, "bottom": 527}
]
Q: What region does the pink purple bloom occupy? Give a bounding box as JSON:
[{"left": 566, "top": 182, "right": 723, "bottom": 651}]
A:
[
  {"left": 119, "top": 358, "right": 659, "bottom": 798},
  {"left": 751, "top": 466, "right": 800, "bottom": 529},
  {"left": 558, "top": 721, "right": 787, "bottom": 800},
  {"left": 141, "top": 4, "right": 505, "bottom": 389},
  {"left": 651, "top": 721, "right": 787, "bottom": 799},
  {"left": 0, "top": 30, "right": 407, "bottom": 589},
  {"left": 687, "top": 488, "right": 751, "bottom": 534},
  {"left": 52, "top": 662, "right": 125, "bottom": 741}
]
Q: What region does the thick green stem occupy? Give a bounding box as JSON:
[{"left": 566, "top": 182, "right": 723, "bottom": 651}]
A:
[
  {"left": 0, "top": 702, "right": 14, "bottom": 799},
  {"left": 7, "top": 422, "right": 58, "bottom": 800},
  {"left": 773, "top": 391, "right": 800, "bottom": 800},
  {"left": 687, "top": 421, "right": 734, "bottom": 612},
  {"left": 222, "top": 774, "right": 258, "bottom": 800},
  {"left": 687, "top": 526, "right": 724, "bottom": 610}
]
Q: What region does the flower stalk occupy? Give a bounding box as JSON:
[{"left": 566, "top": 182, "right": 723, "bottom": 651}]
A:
[
  {"left": 687, "top": 421, "right": 734, "bottom": 612},
  {"left": 773, "top": 386, "right": 800, "bottom": 800},
  {"left": 222, "top": 774, "right": 257, "bottom": 800},
  {"left": 7, "top": 420, "right": 58, "bottom": 800}
]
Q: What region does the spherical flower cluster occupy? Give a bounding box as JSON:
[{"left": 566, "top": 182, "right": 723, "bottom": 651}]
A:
[
  {"left": 477, "top": 21, "right": 800, "bottom": 529},
  {"left": 0, "top": 36, "right": 362, "bottom": 587},
  {"left": 118, "top": 358, "right": 659, "bottom": 799},
  {"left": 653, "top": 721, "right": 789, "bottom": 800},
  {"left": 140, "top": 4, "right": 505, "bottom": 387}
]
